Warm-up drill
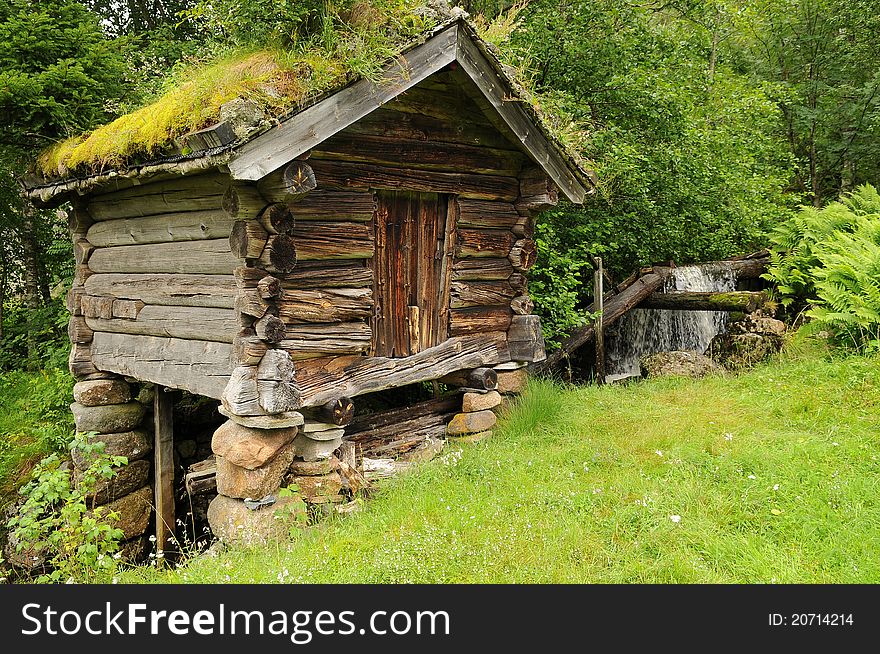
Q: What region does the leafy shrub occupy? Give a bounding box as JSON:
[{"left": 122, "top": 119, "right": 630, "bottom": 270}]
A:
[
  {"left": 766, "top": 184, "right": 880, "bottom": 349},
  {"left": 6, "top": 434, "right": 128, "bottom": 583}
]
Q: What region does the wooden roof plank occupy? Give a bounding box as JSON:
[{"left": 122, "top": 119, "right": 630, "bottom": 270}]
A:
[{"left": 453, "top": 28, "right": 588, "bottom": 203}]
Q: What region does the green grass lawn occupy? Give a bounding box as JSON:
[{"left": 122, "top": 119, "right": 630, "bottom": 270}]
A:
[{"left": 123, "top": 337, "right": 880, "bottom": 584}]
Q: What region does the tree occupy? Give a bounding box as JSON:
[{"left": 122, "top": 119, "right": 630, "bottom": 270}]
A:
[{"left": 0, "top": 0, "right": 126, "bottom": 368}]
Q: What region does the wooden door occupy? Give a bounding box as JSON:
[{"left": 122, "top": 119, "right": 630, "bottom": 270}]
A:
[{"left": 372, "top": 190, "right": 453, "bottom": 357}]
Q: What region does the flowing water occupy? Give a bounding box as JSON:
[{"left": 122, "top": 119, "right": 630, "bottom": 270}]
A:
[{"left": 605, "top": 264, "right": 737, "bottom": 381}]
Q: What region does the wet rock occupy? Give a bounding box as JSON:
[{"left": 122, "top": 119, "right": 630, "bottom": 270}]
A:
[{"left": 640, "top": 351, "right": 722, "bottom": 378}]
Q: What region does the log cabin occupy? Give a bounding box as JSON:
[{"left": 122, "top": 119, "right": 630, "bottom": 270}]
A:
[{"left": 24, "top": 16, "right": 594, "bottom": 547}]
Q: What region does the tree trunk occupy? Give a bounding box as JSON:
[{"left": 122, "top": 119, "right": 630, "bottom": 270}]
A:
[{"left": 19, "top": 204, "right": 43, "bottom": 369}]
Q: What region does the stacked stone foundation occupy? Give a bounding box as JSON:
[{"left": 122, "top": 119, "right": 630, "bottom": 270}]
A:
[{"left": 70, "top": 375, "right": 153, "bottom": 560}]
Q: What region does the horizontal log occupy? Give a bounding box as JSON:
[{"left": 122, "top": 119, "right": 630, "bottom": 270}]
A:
[
  {"left": 69, "top": 342, "right": 98, "bottom": 378},
  {"left": 277, "top": 288, "right": 373, "bottom": 324},
  {"left": 295, "top": 332, "right": 511, "bottom": 407},
  {"left": 349, "top": 416, "right": 450, "bottom": 458},
  {"left": 85, "top": 274, "right": 236, "bottom": 309},
  {"left": 288, "top": 190, "right": 375, "bottom": 221},
  {"left": 312, "top": 133, "right": 523, "bottom": 176},
  {"left": 457, "top": 229, "right": 516, "bottom": 258},
  {"left": 254, "top": 314, "right": 286, "bottom": 343},
  {"left": 509, "top": 239, "right": 537, "bottom": 271},
  {"left": 233, "top": 330, "right": 269, "bottom": 365},
  {"left": 85, "top": 211, "right": 235, "bottom": 247},
  {"left": 451, "top": 257, "right": 514, "bottom": 281},
  {"left": 343, "top": 104, "right": 516, "bottom": 151},
  {"left": 68, "top": 316, "right": 93, "bottom": 344},
  {"left": 450, "top": 280, "right": 516, "bottom": 308},
  {"left": 88, "top": 239, "right": 238, "bottom": 274},
  {"left": 90, "top": 332, "right": 233, "bottom": 399},
  {"left": 282, "top": 261, "right": 374, "bottom": 289},
  {"left": 81, "top": 295, "right": 145, "bottom": 320},
  {"left": 291, "top": 221, "right": 374, "bottom": 260},
  {"left": 457, "top": 199, "right": 520, "bottom": 230},
  {"left": 86, "top": 305, "right": 237, "bottom": 343},
  {"left": 536, "top": 272, "right": 665, "bottom": 374},
  {"left": 257, "top": 161, "right": 317, "bottom": 203},
  {"left": 309, "top": 159, "right": 519, "bottom": 201},
  {"left": 346, "top": 395, "right": 461, "bottom": 435},
  {"left": 230, "top": 220, "right": 269, "bottom": 259},
  {"left": 258, "top": 203, "right": 295, "bottom": 235},
  {"left": 639, "top": 290, "right": 769, "bottom": 312},
  {"left": 652, "top": 257, "right": 769, "bottom": 281},
  {"left": 449, "top": 307, "right": 513, "bottom": 336},
  {"left": 310, "top": 397, "right": 355, "bottom": 427},
  {"left": 222, "top": 183, "right": 266, "bottom": 220},
  {"left": 280, "top": 322, "right": 372, "bottom": 358},
  {"left": 438, "top": 367, "right": 497, "bottom": 390},
  {"left": 86, "top": 173, "right": 230, "bottom": 221}
]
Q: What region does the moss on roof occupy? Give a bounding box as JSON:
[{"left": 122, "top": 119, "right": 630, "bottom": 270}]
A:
[{"left": 36, "top": 1, "right": 440, "bottom": 178}]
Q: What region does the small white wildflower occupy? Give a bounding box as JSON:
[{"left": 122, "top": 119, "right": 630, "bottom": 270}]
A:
[
  {"left": 723, "top": 433, "right": 733, "bottom": 441},
  {"left": 670, "top": 515, "right": 681, "bottom": 523},
  {"left": 583, "top": 463, "right": 590, "bottom": 472},
  {"left": 148, "top": 535, "right": 157, "bottom": 542},
  {"left": 112, "top": 577, "right": 119, "bottom": 584},
  {"left": 748, "top": 474, "right": 757, "bottom": 480},
  {"left": 655, "top": 450, "right": 663, "bottom": 457},
  {"left": 832, "top": 442, "right": 840, "bottom": 447},
  {"left": 773, "top": 484, "right": 780, "bottom": 491}
]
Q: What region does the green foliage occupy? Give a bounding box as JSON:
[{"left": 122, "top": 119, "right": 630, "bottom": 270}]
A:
[
  {"left": 502, "top": 0, "right": 794, "bottom": 341},
  {"left": 767, "top": 184, "right": 880, "bottom": 349},
  {"left": 6, "top": 433, "right": 128, "bottom": 583},
  {"left": 0, "top": 296, "right": 70, "bottom": 372},
  {"left": 0, "top": 368, "right": 74, "bottom": 500}
]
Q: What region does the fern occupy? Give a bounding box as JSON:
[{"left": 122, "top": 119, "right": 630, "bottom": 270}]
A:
[{"left": 770, "top": 184, "right": 880, "bottom": 350}]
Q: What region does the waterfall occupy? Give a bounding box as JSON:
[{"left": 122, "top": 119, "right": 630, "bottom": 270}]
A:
[{"left": 605, "top": 263, "right": 737, "bottom": 381}]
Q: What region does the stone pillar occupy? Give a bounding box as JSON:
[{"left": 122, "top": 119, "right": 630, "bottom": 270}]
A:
[
  {"left": 70, "top": 376, "right": 153, "bottom": 560},
  {"left": 207, "top": 410, "right": 306, "bottom": 546},
  {"left": 286, "top": 421, "right": 346, "bottom": 507}
]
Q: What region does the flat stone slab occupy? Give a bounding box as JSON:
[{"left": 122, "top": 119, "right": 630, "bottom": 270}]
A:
[
  {"left": 494, "top": 361, "right": 528, "bottom": 370},
  {"left": 72, "top": 401, "right": 145, "bottom": 434},
  {"left": 219, "top": 406, "right": 304, "bottom": 429}
]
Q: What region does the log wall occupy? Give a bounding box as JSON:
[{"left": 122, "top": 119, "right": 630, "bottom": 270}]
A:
[{"left": 68, "top": 70, "right": 548, "bottom": 406}]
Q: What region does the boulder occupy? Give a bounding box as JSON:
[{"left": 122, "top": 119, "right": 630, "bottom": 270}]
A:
[
  {"left": 215, "top": 442, "right": 296, "bottom": 499},
  {"left": 207, "top": 493, "right": 308, "bottom": 547},
  {"left": 176, "top": 439, "right": 198, "bottom": 459},
  {"left": 709, "top": 332, "right": 783, "bottom": 370},
  {"left": 80, "top": 458, "right": 151, "bottom": 505},
  {"left": 211, "top": 420, "right": 297, "bottom": 470},
  {"left": 288, "top": 472, "right": 344, "bottom": 503},
  {"left": 446, "top": 410, "right": 497, "bottom": 436},
  {"left": 640, "top": 351, "right": 722, "bottom": 379},
  {"left": 462, "top": 390, "right": 502, "bottom": 412},
  {"left": 73, "top": 379, "right": 131, "bottom": 407},
  {"left": 750, "top": 316, "right": 786, "bottom": 336},
  {"left": 99, "top": 485, "right": 152, "bottom": 540},
  {"left": 289, "top": 458, "right": 335, "bottom": 476},
  {"left": 71, "top": 430, "right": 151, "bottom": 470},
  {"left": 495, "top": 368, "right": 528, "bottom": 394},
  {"left": 71, "top": 401, "right": 145, "bottom": 434}
]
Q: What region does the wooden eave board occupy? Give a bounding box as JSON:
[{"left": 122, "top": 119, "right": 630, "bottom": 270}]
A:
[{"left": 228, "top": 21, "right": 590, "bottom": 203}]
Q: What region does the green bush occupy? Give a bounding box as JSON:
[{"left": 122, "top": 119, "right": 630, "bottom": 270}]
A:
[
  {"left": 767, "top": 184, "right": 880, "bottom": 350},
  {"left": 6, "top": 434, "right": 128, "bottom": 583}
]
